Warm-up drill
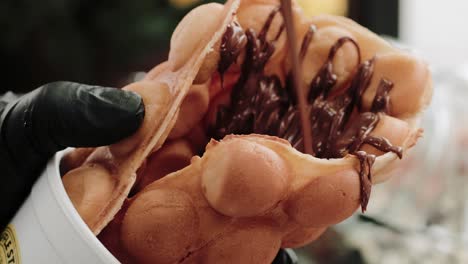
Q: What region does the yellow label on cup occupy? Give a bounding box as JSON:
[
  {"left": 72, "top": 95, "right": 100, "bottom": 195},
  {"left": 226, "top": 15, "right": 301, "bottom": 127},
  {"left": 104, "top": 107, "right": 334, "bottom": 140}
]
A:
[{"left": 0, "top": 225, "right": 21, "bottom": 264}]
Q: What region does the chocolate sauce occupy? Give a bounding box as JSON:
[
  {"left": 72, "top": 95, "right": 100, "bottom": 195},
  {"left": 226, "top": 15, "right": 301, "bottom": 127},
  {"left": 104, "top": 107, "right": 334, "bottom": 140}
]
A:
[
  {"left": 371, "top": 78, "right": 394, "bottom": 113},
  {"left": 218, "top": 21, "right": 248, "bottom": 86},
  {"left": 299, "top": 26, "right": 316, "bottom": 59},
  {"left": 355, "top": 151, "right": 375, "bottom": 211},
  {"left": 213, "top": 6, "right": 403, "bottom": 212},
  {"left": 274, "top": 24, "right": 286, "bottom": 42},
  {"left": 259, "top": 7, "right": 281, "bottom": 41}
]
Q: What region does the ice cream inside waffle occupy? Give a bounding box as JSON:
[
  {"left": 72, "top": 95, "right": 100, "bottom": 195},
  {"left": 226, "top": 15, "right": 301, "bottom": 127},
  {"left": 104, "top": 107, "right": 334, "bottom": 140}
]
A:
[{"left": 62, "top": 0, "right": 432, "bottom": 263}]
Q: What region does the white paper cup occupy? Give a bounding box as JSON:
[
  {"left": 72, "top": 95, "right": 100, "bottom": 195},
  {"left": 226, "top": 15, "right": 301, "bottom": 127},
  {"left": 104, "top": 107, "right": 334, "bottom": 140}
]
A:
[{"left": 1, "top": 150, "right": 119, "bottom": 264}]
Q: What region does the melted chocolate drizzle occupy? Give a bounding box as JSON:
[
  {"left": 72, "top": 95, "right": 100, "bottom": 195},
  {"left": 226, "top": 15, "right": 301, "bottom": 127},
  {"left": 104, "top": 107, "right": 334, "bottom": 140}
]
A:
[
  {"left": 212, "top": 8, "right": 403, "bottom": 212},
  {"left": 300, "top": 26, "right": 317, "bottom": 59},
  {"left": 218, "top": 21, "right": 248, "bottom": 87}
]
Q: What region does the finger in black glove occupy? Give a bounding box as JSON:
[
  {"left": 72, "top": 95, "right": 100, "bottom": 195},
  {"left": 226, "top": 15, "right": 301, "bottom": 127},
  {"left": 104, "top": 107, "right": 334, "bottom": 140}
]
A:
[{"left": 0, "top": 81, "right": 145, "bottom": 230}]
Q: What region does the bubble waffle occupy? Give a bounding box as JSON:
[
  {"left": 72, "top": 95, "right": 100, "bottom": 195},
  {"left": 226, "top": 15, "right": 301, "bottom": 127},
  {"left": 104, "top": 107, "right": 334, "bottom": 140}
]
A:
[{"left": 63, "top": 0, "right": 432, "bottom": 263}]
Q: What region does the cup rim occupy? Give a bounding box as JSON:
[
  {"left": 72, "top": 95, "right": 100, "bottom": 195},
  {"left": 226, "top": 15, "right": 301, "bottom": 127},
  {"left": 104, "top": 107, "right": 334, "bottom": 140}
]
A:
[{"left": 49, "top": 149, "right": 119, "bottom": 263}]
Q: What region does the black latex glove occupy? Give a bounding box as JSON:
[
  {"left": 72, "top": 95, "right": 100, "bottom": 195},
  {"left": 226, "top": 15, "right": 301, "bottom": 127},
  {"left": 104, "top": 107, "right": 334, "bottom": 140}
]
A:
[{"left": 0, "top": 82, "right": 145, "bottom": 231}]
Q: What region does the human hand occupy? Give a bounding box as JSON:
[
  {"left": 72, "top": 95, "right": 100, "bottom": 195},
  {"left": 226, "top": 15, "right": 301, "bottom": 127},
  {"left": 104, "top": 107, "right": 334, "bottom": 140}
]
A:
[{"left": 0, "top": 82, "right": 144, "bottom": 230}]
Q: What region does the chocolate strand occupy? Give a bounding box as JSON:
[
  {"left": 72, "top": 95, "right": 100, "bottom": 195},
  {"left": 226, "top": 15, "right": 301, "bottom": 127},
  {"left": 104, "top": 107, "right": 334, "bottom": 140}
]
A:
[
  {"left": 274, "top": 23, "right": 286, "bottom": 42},
  {"left": 347, "top": 113, "right": 380, "bottom": 154},
  {"left": 218, "top": 22, "right": 247, "bottom": 88},
  {"left": 371, "top": 78, "right": 394, "bottom": 113},
  {"left": 349, "top": 57, "right": 376, "bottom": 111},
  {"left": 327, "top": 37, "right": 361, "bottom": 66},
  {"left": 259, "top": 7, "right": 281, "bottom": 41},
  {"left": 363, "top": 136, "right": 403, "bottom": 159},
  {"left": 299, "top": 25, "right": 317, "bottom": 59},
  {"left": 355, "top": 151, "right": 375, "bottom": 212},
  {"left": 308, "top": 37, "right": 361, "bottom": 102}
]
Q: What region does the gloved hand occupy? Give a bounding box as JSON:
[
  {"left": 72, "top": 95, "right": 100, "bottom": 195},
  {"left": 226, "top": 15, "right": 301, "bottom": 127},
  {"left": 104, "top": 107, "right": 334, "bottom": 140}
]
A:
[{"left": 0, "top": 81, "right": 145, "bottom": 231}]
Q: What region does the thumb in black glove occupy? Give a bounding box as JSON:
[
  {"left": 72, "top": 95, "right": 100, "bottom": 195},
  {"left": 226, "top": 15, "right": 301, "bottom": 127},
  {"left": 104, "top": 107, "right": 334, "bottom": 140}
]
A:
[{"left": 0, "top": 81, "right": 145, "bottom": 230}]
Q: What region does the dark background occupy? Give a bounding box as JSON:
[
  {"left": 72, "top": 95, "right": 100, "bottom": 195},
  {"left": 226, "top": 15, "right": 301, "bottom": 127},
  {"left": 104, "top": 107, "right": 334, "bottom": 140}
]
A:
[{"left": 0, "top": 0, "right": 398, "bottom": 94}]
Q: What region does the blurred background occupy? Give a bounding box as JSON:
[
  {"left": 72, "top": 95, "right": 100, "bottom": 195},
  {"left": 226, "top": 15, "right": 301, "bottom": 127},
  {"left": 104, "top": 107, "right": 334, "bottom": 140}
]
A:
[
  {"left": 0, "top": 0, "right": 402, "bottom": 93},
  {"left": 2, "top": 0, "right": 468, "bottom": 263}
]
